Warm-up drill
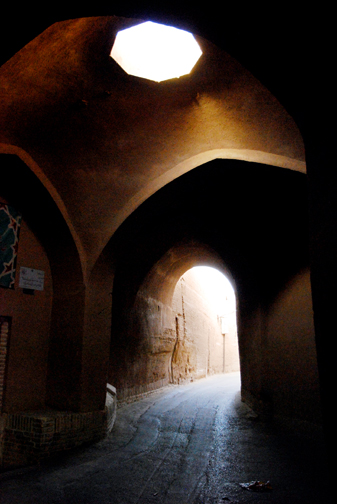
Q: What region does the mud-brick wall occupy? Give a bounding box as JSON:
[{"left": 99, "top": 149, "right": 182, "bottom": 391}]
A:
[
  {"left": 1, "top": 409, "right": 107, "bottom": 469},
  {"left": 0, "top": 199, "right": 53, "bottom": 413},
  {"left": 113, "top": 268, "right": 240, "bottom": 400},
  {"left": 240, "top": 269, "right": 322, "bottom": 429},
  {"left": 172, "top": 269, "right": 239, "bottom": 384},
  {"left": 264, "top": 270, "right": 322, "bottom": 427}
]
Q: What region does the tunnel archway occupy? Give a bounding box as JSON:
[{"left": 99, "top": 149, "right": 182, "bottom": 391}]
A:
[
  {"left": 106, "top": 158, "right": 319, "bottom": 427},
  {"left": 109, "top": 238, "right": 237, "bottom": 399},
  {"left": 1, "top": 15, "right": 310, "bottom": 417},
  {"left": 171, "top": 265, "right": 239, "bottom": 384},
  {"left": 0, "top": 10, "right": 332, "bottom": 477}
]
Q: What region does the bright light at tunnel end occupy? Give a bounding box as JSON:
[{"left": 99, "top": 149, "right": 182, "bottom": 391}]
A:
[
  {"left": 192, "top": 266, "right": 235, "bottom": 317},
  {"left": 110, "top": 21, "right": 203, "bottom": 82}
]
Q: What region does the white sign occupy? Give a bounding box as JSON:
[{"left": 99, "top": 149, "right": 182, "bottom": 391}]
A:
[{"left": 19, "top": 267, "right": 45, "bottom": 291}]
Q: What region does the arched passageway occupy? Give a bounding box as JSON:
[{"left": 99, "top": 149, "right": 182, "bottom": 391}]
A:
[
  {"left": 171, "top": 266, "right": 239, "bottom": 384},
  {"left": 1, "top": 13, "right": 330, "bottom": 476},
  {"left": 0, "top": 15, "right": 308, "bottom": 421},
  {"left": 107, "top": 159, "right": 320, "bottom": 429}
]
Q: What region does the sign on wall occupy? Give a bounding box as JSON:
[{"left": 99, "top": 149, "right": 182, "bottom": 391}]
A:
[
  {"left": 0, "top": 203, "right": 22, "bottom": 289},
  {"left": 19, "top": 267, "right": 45, "bottom": 291}
]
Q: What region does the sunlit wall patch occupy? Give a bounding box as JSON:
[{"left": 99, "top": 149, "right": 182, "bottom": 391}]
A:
[{"left": 110, "top": 21, "right": 203, "bottom": 82}]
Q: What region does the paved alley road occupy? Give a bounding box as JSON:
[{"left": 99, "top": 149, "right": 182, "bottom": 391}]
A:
[{"left": 0, "top": 373, "right": 332, "bottom": 503}]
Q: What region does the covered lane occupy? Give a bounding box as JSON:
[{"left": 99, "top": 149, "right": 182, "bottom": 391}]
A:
[{"left": 0, "top": 373, "right": 331, "bottom": 504}]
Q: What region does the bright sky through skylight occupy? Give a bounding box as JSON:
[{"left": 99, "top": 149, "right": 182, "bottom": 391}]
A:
[
  {"left": 110, "top": 21, "right": 202, "bottom": 82},
  {"left": 191, "top": 266, "right": 235, "bottom": 317}
]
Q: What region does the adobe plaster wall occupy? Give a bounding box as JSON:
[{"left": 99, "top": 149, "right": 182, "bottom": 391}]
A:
[
  {"left": 0, "top": 200, "right": 52, "bottom": 413},
  {"left": 171, "top": 269, "right": 239, "bottom": 383},
  {"left": 265, "top": 270, "right": 322, "bottom": 426},
  {"left": 240, "top": 269, "right": 322, "bottom": 428},
  {"left": 111, "top": 265, "right": 239, "bottom": 400}
]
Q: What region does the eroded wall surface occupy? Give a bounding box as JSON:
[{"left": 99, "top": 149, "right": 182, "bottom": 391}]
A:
[
  {"left": 171, "top": 269, "right": 239, "bottom": 383},
  {"left": 112, "top": 266, "right": 239, "bottom": 401}
]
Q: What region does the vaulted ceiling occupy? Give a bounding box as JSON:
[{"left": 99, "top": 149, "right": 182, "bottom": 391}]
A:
[
  {"left": 1, "top": 7, "right": 312, "bottom": 279},
  {"left": 1, "top": 3, "right": 331, "bottom": 131}
]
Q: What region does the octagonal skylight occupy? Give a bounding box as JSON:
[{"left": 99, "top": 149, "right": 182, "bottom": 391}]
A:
[{"left": 110, "top": 21, "right": 202, "bottom": 82}]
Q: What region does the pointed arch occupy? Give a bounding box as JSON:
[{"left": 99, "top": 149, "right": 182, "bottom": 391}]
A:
[{"left": 0, "top": 150, "right": 85, "bottom": 411}]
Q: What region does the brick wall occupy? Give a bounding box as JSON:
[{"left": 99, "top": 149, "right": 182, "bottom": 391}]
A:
[{"left": 1, "top": 408, "right": 107, "bottom": 470}]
